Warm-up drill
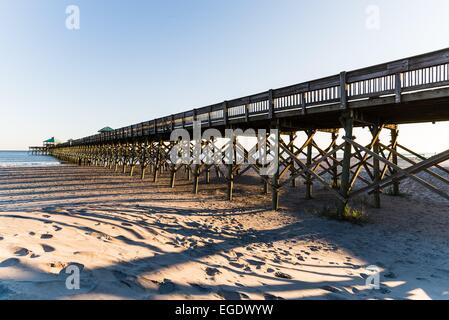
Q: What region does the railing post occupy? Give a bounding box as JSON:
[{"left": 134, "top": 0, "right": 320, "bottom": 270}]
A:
[
  {"left": 208, "top": 106, "right": 212, "bottom": 127},
  {"left": 268, "top": 89, "right": 274, "bottom": 119},
  {"left": 395, "top": 73, "right": 402, "bottom": 103},
  {"left": 223, "top": 101, "right": 228, "bottom": 126},
  {"left": 301, "top": 92, "right": 306, "bottom": 114},
  {"left": 340, "top": 71, "right": 348, "bottom": 109}
]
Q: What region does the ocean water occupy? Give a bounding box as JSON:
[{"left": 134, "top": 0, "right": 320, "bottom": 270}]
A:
[{"left": 0, "top": 151, "right": 61, "bottom": 167}]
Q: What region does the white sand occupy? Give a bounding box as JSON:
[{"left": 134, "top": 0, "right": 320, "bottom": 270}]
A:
[{"left": 0, "top": 165, "right": 448, "bottom": 300}]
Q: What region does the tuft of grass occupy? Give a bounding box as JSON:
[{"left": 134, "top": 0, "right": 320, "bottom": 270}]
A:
[
  {"left": 316, "top": 204, "right": 369, "bottom": 225},
  {"left": 341, "top": 205, "right": 369, "bottom": 224}
]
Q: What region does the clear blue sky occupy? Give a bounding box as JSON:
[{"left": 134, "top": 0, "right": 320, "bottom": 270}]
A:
[{"left": 1, "top": 0, "right": 448, "bottom": 151}]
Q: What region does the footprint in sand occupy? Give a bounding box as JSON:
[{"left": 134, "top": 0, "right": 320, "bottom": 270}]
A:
[
  {"left": 14, "top": 247, "right": 30, "bottom": 257},
  {"left": 230, "top": 262, "right": 246, "bottom": 269},
  {"left": 321, "top": 285, "right": 341, "bottom": 294},
  {"left": 205, "top": 267, "right": 221, "bottom": 277},
  {"left": 274, "top": 271, "right": 293, "bottom": 280},
  {"left": 189, "top": 283, "right": 212, "bottom": 293},
  {"left": 53, "top": 225, "right": 62, "bottom": 232},
  {"left": 0, "top": 236, "right": 3, "bottom": 241},
  {"left": 29, "top": 232, "right": 36, "bottom": 236},
  {"left": 246, "top": 259, "right": 265, "bottom": 269},
  {"left": 121, "top": 222, "right": 133, "bottom": 227},
  {"left": 112, "top": 270, "right": 146, "bottom": 291},
  {"left": 384, "top": 272, "right": 397, "bottom": 279},
  {"left": 158, "top": 279, "right": 177, "bottom": 294},
  {"left": 218, "top": 290, "right": 246, "bottom": 300},
  {"left": 40, "top": 234, "right": 53, "bottom": 240},
  {"left": 0, "top": 258, "right": 20, "bottom": 268},
  {"left": 50, "top": 262, "right": 85, "bottom": 275},
  {"left": 42, "top": 244, "right": 55, "bottom": 253},
  {"left": 264, "top": 293, "right": 285, "bottom": 300}
]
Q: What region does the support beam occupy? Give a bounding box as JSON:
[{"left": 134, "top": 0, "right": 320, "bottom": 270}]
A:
[
  {"left": 170, "top": 165, "right": 176, "bottom": 188},
  {"left": 193, "top": 164, "right": 200, "bottom": 194},
  {"left": 391, "top": 126, "right": 400, "bottom": 196},
  {"left": 205, "top": 166, "right": 211, "bottom": 184},
  {"left": 332, "top": 132, "right": 339, "bottom": 188},
  {"left": 122, "top": 143, "right": 128, "bottom": 174},
  {"left": 289, "top": 132, "right": 296, "bottom": 188},
  {"left": 339, "top": 111, "right": 354, "bottom": 214},
  {"left": 227, "top": 163, "right": 234, "bottom": 201},
  {"left": 346, "top": 138, "right": 449, "bottom": 202},
  {"left": 372, "top": 126, "right": 381, "bottom": 208},
  {"left": 139, "top": 141, "right": 148, "bottom": 180},
  {"left": 186, "top": 166, "right": 191, "bottom": 181},
  {"left": 271, "top": 127, "right": 280, "bottom": 210},
  {"left": 305, "top": 130, "right": 314, "bottom": 200},
  {"left": 153, "top": 141, "right": 161, "bottom": 183}
]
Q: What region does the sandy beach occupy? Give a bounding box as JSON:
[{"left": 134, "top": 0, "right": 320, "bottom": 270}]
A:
[{"left": 0, "top": 164, "right": 448, "bottom": 300}]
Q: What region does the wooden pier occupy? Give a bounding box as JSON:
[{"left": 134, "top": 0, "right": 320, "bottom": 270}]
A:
[
  {"left": 28, "top": 146, "right": 50, "bottom": 155},
  {"left": 49, "top": 48, "right": 449, "bottom": 212}
]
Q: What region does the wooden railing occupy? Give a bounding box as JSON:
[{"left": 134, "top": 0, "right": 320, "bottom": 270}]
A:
[{"left": 59, "top": 48, "right": 449, "bottom": 147}]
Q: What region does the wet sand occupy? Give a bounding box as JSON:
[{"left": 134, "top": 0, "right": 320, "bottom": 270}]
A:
[{"left": 0, "top": 164, "right": 448, "bottom": 300}]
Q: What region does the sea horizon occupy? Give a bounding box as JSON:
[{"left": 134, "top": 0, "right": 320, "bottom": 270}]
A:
[{"left": 0, "top": 150, "right": 61, "bottom": 167}]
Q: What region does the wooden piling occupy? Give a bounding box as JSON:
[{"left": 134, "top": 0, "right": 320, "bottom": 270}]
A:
[
  {"left": 170, "top": 165, "right": 176, "bottom": 188},
  {"left": 373, "top": 126, "right": 381, "bottom": 208},
  {"left": 305, "top": 130, "right": 314, "bottom": 199},
  {"left": 290, "top": 132, "right": 296, "bottom": 188},
  {"left": 391, "top": 126, "right": 400, "bottom": 196},
  {"left": 339, "top": 112, "right": 354, "bottom": 215},
  {"left": 193, "top": 165, "right": 200, "bottom": 194},
  {"left": 332, "top": 132, "right": 339, "bottom": 189},
  {"left": 227, "top": 163, "right": 234, "bottom": 201},
  {"left": 271, "top": 128, "right": 280, "bottom": 210}
]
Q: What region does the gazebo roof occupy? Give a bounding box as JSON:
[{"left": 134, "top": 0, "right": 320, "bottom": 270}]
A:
[
  {"left": 44, "top": 137, "right": 55, "bottom": 143},
  {"left": 98, "top": 127, "right": 114, "bottom": 133}
]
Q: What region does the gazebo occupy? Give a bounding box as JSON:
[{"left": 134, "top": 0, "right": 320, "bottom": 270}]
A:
[
  {"left": 98, "top": 127, "right": 114, "bottom": 133},
  {"left": 43, "top": 137, "right": 56, "bottom": 147}
]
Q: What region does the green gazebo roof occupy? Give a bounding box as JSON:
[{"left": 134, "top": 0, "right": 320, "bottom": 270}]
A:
[
  {"left": 98, "top": 127, "right": 114, "bottom": 133},
  {"left": 44, "top": 137, "right": 55, "bottom": 143}
]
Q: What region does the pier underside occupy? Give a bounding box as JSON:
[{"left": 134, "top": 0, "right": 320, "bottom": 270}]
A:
[
  {"left": 50, "top": 121, "right": 449, "bottom": 212},
  {"left": 48, "top": 48, "right": 449, "bottom": 212}
]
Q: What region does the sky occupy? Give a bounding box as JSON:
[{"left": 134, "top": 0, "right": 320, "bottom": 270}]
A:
[{"left": 0, "top": 0, "right": 448, "bottom": 152}]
